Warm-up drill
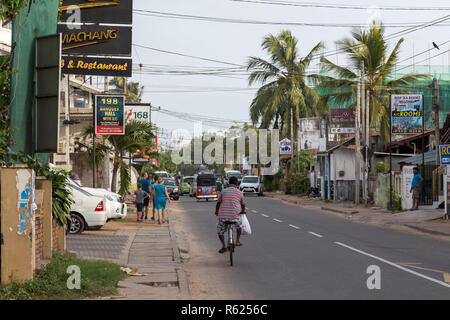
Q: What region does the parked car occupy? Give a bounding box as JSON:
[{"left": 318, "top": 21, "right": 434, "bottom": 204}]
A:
[
  {"left": 66, "top": 181, "right": 109, "bottom": 234},
  {"left": 68, "top": 178, "right": 127, "bottom": 220},
  {"left": 179, "top": 180, "right": 191, "bottom": 195},
  {"left": 164, "top": 178, "right": 180, "bottom": 200},
  {"left": 239, "top": 176, "right": 263, "bottom": 196},
  {"left": 154, "top": 171, "right": 169, "bottom": 178}
]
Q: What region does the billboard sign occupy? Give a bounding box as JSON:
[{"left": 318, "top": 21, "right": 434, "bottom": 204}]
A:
[
  {"left": 61, "top": 56, "right": 132, "bottom": 77},
  {"left": 391, "top": 94, "right": 424, "bottom": 134},
  {"left": 299, "top": 117, "right": 322, "bottom": 150},
  {"left": 439, "top": 145, "right": 450, "bottom": 165},
  {"left": 125, "top": 104, "right": 151, "bottom": 123},
  {"left": 59, "top": 0, "right": 133, "bottom": 25},
  {"left": 57, "top": 24, "right": 132, "bottom": 56},
  {"left": 95, "top": 95, "right": 125, "bottom": 135},
  {"left": 330, "top": 108, "right": 355, "bottom": 124}
]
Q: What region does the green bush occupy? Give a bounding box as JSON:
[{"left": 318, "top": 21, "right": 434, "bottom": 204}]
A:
[
  {"left": 285, "top": 173, "right": 309, "bottom": 195},
  {"left": 376, "top": 161, "right": 388, "bottom": 173},
  {"left": 0, "top": 253, "right": 126, "bottom": 300}
]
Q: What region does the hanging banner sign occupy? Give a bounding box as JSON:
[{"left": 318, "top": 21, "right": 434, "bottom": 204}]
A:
[
  {"left": 125, "top": 104, "right": 151, "bottom": 123},
  {"left": 439, "top": 145, "right": 450, "bottom": 165},
  {"left": 391, "top": 94, "right": 424, "bottom": 134},
  {"left": 330, "top": 108, "right": 355, "bottom": 124},
  {"left": 59, "top": 0, "right": 133, "bottom": 25},
  {"left": 331, "top": 127, "right": 355, "bottom": 134},
  {"left": 57, "top": 24, "right": 132, "bottom": 56},
  {"left": 279, "top": 138, "right": 292, "bottom": 155},
  {"left": 95, "top": 95, "right": 125, "bottom": 135},
  {"left": 61, "top": 56, "right": 132, "bottom": 76}
]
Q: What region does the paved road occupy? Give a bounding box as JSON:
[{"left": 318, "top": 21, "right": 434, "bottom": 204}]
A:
[{"left": 174, "top": 195, "right": 450, "bottom": 299}]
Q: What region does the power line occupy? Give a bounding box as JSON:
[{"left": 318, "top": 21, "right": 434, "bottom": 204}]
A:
[
  {"left": 229, "top": 0, "right": 450, "bottom": 11},
  {"left": 134, "top": 9, "right": 450, "bottom": 28},
  {"left": 132, "top": 43, "right": 244, "bottom": 67}
]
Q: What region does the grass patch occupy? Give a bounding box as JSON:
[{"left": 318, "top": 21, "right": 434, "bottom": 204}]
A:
[{"left": 0, "top": 253, "right": 126, "bottom": 300}]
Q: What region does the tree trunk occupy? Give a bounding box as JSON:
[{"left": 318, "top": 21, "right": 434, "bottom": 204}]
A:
[{"left": 111, "top": 160, "right": 119, "bottom": 193}]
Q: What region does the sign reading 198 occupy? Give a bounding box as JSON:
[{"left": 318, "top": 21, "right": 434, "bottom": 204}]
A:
[{"left": 101, "top": 97, "right": 120, "bottom": 105}]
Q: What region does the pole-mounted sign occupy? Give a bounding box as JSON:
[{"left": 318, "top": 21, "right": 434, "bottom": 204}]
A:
[
  {"left": 391, "top": 94, "right": 424, "bottom": 134},
  {"left": 95, "top": 95, "right": 125, "bottom": 135}
]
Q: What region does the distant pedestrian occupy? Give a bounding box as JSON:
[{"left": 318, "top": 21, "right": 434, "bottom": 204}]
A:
[
  {"left": 152, "top": 177, "right": 171, "bottom": 224},
  {"left": 410, "top": 167, "right": 424, "bottom": 211},
  {"left": 135, "top": 183, "right": 150, "bottom": 222},
  {"left": 150, "top": 175, "right": 159, "bottom": 221},
  {"left": 138, "top": 172, "right": 151, "bottom": 220}
]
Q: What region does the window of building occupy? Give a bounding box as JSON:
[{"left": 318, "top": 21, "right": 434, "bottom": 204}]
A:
[{"left": 73, "top": 89, "right": 90, "bottom": 109}]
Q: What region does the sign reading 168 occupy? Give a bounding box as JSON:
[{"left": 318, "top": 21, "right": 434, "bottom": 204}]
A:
[{"left": 133, "top": 112, "right": 149, "bottom": 119}]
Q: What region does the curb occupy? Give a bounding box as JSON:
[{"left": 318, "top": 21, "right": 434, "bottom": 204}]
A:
[
  {"left": 168, "top": 212, "right": 191, "bottom": 300},
  {"left": 320, "top": 206, "right": 353, "bottom": 215},
  {"left": 404, "top": 224, "right": 450, "bottom": 237}
]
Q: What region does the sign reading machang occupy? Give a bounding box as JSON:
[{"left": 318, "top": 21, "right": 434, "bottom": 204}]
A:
[
  {"left": 391, "top": 94, "right": 424, "bottom": 134},
  {"left": 57, "top": 24, "right": 132, "bottom": 56},
  {"left": 96, "top": 95, "right": 125, "bottom": 135},
  {"left": 59, "top": 0, "right": 133, "bottom": 25},
  {"left": 61, "top": 56, "right": 132, "bottom": 77}
]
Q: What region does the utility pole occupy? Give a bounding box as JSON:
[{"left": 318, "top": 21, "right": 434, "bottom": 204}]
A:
[
  {"left": 365, "top": 88, "right": 370, "bottom": 203},
  {"left": 433, "top": 78, "right": 440, "bottom": 166},
  {"left": 102, "top": 76, "right": 110, "bottom": 190},
  {"left": 361, "top": 62, "right": 366, "bottom": 204},
  {"left": 355, "top": 67, "right": 361, "bottom": 204},
  {"left": 65, "top": 75, "right": 71, "bottom": 171},
  {"left": 297, "top": 117, "right": 301, "bottom": 173},
  {"left": 291, "top": 107, "right": 294, "bottom": 174}
]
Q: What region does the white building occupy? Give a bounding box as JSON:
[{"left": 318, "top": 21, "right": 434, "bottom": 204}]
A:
[{"left": 0, "top": 24, "right": 12, "bottom": 55}]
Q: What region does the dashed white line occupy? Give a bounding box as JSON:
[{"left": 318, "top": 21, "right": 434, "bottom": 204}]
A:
[
  {"left": 334, "top": 242, "right": 450, "bottom": 288},
  {"left": 289, "top": 224, "right": 300, "bottom": 229},
  {"left": 261, "top": 214, "right": 269, "bottom": 218},
  {"left": 308, "top": 232, "right": 324, "bottom": 238},
  {"left": 251, "top": 209, "right": 258, "bottom": 213},
  {"left": 273, "top": 218, "right": 283, "bottom": 223}
]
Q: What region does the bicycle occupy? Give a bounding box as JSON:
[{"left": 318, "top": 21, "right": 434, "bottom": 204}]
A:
[{"left": 224, "top": 221, "right": 238, "bottom": 266}]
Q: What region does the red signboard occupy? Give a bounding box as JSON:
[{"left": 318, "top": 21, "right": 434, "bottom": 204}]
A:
[{"left": 330, "top": 108, "right": 355, "bottom": 124}]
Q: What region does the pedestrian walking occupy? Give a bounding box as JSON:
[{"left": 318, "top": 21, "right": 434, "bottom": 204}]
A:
[
  {"left": 410, "top": 167, "right": 424, "bottom": 211},
  {"left": 134, "top": 183, "right": 150, "bottom": 222},
  {"left": 138, "top": 172, "right": 151, "bottom": 220},
  {"left": 152, "top": 177, "right": 171, "bottom": 224},
  {"left": 150, "top": 175, "right": 159, "bottom": 221}
]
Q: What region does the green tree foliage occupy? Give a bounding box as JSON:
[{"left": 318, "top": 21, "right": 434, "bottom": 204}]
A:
[
  {"left": 82, "top": 121, "right": 155, "bottom": 194},
  {"left": 247, "top": 30, "right": 326, "bottom": 137},
  {"left": 285, "top": 150, "right": 315, "bottom": 195},
  {"left": 109, "top": 77, "right": 144, "bottom": 103},
  {"left": 311, "top": 22, "right": 429, "bottom": 143},
  {"left": 1, "top": 0, "right": 29, "bottom": 24}
]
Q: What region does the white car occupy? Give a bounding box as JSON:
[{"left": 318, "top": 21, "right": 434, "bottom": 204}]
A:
[
  {"left": 66, "top": 182, "right": 110, "bottom": 234},
  {"left": 154, "top": 171, "right": 169, "bottom": 178},
  {"left": 239, "top": 176, "right": 263, "bottom": 196},
  {"left": 68, "top": 178, "right": 127, "bottom": 220}
]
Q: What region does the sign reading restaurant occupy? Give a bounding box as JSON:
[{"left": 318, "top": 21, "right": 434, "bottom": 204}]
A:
[{"left": 61, "top": 56, "right": 131, "bottom": 77}]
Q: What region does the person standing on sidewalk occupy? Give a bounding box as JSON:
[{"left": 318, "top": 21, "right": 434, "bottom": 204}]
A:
[
  {"left": 135, "top": 183, "right": 150, "bottom": 222},
  {"left": 410, "top": 167, "right": 424, "bottom": 211},
  {"left": 152, "top": 177, "right": 171, "bottom": 224},
  {"left": 138, "top": 172, "right": 151, "bottom": 220}
]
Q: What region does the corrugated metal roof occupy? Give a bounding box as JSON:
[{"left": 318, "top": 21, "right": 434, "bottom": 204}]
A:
[{"left": 396, "top": 150, "right": 437, "bottom": 165}]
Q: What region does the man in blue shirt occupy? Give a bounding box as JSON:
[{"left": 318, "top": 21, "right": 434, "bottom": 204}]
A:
[
  {"left": 410, "top": 167, "right": 423, "bottom": 211},
  {"left": 138, "top": 172, "right": 151, "bottom": 219}
]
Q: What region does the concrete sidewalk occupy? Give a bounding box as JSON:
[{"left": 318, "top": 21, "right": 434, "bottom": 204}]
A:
[
  {"left": 265, "top": 192, "right": 450, "bottom": 238},
  {"left": 67, "top": 208, "right": 190, "bottom": 300}
]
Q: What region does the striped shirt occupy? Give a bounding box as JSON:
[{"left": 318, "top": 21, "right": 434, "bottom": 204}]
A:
[{"left": 217, "top": 185, "right": 245, "bottom": 219}]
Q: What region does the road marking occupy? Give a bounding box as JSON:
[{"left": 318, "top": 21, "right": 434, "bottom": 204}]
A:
[
  {"left": 261, "top": 214, "right": 269, "bottom": 218},
  {"left": 397, "top": 263, "right": 450, "bottom": 284},
  {"left": 335, "top": 242, "right": 450, "bottom": 288},
  {"left": 273, "top": 218, "right": 283, "bottom": 223},
  {"left": 308, "top": 232, "right": 323, "bottom": 238},
  {"left": 289, "top": 224, "right": 300, "bottom": 229},
  {"left": 251, "top": 209, "right": 258, "bottom": 213}
]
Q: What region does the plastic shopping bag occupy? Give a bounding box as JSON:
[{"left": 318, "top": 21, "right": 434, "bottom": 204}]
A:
[{"left": 241, "top": 214, "right": 252, "bottom": 235}]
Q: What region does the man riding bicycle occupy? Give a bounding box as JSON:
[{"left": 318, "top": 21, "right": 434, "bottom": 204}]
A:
[{"left": 215, "top": 176, "right": 246, "bottom": 253}]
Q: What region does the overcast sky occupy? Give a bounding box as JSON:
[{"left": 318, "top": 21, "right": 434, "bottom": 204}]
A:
[{"left": 130, "top": 0, "right": 450, "bottom": 144}]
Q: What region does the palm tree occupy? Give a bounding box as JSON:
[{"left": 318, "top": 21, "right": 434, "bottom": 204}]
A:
[
  {"left": 82, "top": 121, "right": 155, "bottom": 193},
  {"left": 311, "top": 22, "right": 429, "bottom": 143},
  {"left": 109, "top": 77, "right": 144, "bottom": 103},
  {"left": 247, "top": 30, "right": 325, "bottom": 140}
]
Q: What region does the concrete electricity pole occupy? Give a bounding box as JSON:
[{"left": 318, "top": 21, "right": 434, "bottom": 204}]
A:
[
  {"left": 433, "top": 78, "right": 440, "bottom": 165},
  {"left": 355, "top": 67, "right": 361, "bottom": 204},
  {"left": 365, "top": 88, "right": 370, "bottom": 203},
  {"left": 361, "top": 62, "right": 366, "bottom": 204},
  {"left": 102, "top": 76, "right": 110, "bottom": 190}
]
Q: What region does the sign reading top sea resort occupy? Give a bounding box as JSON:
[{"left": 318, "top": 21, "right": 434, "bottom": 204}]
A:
[{"left": 391, "top": 94, "right": 424, "bottom": 134}]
